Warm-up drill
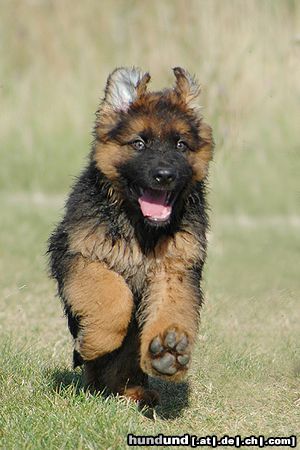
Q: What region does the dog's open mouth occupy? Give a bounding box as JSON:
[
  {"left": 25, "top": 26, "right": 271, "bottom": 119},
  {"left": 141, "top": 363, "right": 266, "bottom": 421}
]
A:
[{"left": 138, "top": 188, "right": 175, "bottom": 222}]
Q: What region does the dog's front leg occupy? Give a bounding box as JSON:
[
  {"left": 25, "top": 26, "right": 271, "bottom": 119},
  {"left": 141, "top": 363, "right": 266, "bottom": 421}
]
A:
[
  {"left": 63, "top": 255, "right": 134, "bottom": 361},
  {"left": 139, "top": 264, "right": 202, "bottom": 381}
]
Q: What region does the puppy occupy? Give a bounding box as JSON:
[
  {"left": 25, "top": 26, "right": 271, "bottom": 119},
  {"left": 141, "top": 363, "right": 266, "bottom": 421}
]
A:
[{"left": 48, "top": 67, "right": 213, "bottom": 406}]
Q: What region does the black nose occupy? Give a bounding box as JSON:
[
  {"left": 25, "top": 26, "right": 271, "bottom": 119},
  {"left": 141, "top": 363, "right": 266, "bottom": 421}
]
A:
[{"left": 153, "top": 168, "right": 176, "bottom": 185}]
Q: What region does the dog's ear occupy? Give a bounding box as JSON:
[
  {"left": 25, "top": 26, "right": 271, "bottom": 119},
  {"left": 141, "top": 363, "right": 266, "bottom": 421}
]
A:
[
  {"left": 103, "top": 67, "right": 151, "bottom": 112},
  {"left": 173, "top": 67, "right": 200, "bottom": 106}
]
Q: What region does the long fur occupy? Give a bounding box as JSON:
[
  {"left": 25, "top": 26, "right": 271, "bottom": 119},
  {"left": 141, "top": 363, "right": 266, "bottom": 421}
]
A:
[{"left": 48, "top": 67, "right": 213, "bottom": 405}]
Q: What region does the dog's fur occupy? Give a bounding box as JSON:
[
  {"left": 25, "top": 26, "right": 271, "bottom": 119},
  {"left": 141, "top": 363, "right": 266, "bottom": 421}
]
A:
[{"left": 48, "top": 67, "right": 213, "bottom": 405}]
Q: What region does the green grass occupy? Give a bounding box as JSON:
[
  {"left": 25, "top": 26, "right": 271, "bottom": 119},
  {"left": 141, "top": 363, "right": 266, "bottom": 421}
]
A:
[
  {"left": 1, "top": 0, "right": 300, "bottom": 448},
  {"left": 0, "top": 194, "right": 299, "bottom": 448}
]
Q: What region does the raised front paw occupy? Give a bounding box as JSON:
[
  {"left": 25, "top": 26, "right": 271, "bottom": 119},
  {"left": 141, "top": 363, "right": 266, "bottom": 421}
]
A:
[{"left": 142, "top": 327, "right": 191, "bottom": 381}]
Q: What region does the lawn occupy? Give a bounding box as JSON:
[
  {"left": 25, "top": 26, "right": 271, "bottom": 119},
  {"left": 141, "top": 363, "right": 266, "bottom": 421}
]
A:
[
  {"left": 1, "top": 192, "right": 299, "bottom": 448},
  {"left": 0, "top": 1, "right": 299, "bottom": 448}
]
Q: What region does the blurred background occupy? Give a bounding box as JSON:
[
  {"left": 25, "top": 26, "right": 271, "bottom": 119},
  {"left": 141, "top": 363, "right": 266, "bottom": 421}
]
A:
[
  {"left": 0, "top": 0, "right": 299, "bottom": 443},
  {"left": 1, "top": 0, "right": 299, "bottom": 213}
]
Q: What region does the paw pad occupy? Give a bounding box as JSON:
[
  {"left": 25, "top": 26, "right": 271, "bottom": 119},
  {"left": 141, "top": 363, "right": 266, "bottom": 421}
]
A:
[{"left": 149, "top": 328, "right": 190, "bottom": 377}]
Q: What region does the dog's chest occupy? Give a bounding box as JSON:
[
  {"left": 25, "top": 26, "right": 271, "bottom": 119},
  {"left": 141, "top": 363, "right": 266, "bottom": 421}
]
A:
[
  {"left": 69, "top": 224, "right": 149, "bottom": 291},
  {"left": 69, "top": 223, "right": 203, "bottom": 294}
]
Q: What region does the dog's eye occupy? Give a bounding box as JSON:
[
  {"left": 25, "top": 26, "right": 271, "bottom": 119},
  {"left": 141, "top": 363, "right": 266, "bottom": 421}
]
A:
[
  {"left": 176, "top": 140, "right": 188, "bottom": 151},
  {"left": 132, "top": 140, "right": 145, "bottom": 151}
]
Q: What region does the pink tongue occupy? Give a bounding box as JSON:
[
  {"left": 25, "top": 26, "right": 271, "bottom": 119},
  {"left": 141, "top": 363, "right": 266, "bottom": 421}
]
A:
[{"left": 138, "top": 190, "right": 171, "bottom": 220}]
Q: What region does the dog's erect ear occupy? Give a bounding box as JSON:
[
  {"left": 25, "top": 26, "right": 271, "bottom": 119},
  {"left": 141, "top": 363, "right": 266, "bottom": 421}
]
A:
[
  {"left": 104, "top": 67, "right": 151, "bottom": 112},
  {"left": 173, "top": 67, "right": 200, "bottom": 106}
]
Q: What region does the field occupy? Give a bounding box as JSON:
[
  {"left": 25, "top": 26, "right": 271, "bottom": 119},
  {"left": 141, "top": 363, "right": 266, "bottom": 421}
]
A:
[{"left": 0, "top": 1, "right": 299, "bottom": 448}]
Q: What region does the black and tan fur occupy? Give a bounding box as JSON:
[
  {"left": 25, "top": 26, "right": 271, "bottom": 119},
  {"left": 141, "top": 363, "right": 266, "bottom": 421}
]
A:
[{"left": 48, "top": 67, "right": 213, "bottom": 406}]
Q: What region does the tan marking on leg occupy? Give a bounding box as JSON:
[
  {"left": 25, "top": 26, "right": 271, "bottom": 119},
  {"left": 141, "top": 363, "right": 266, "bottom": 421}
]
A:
[
  {"left": 122, "top": 386, "right": 160, "bottom": 407},
  {"left": 140, "top": 232, "right": 203, "bottom": 381},
  {"left": 139, "top": 269, "right": 200, "bottom": 381},
  {"left": 64, "top": 256, "right": 133, "bottom": 360}
]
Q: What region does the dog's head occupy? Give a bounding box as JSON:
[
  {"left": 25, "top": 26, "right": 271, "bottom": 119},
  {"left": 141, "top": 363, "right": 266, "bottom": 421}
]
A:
[{"left": 93, "top": 67, "right": 213, "bottom": 228}]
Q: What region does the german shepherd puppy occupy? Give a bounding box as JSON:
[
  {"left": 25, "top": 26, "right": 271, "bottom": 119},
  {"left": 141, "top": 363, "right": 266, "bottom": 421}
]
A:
[{"left": 48, "top": 67, "right": 213, "bottom": 406}]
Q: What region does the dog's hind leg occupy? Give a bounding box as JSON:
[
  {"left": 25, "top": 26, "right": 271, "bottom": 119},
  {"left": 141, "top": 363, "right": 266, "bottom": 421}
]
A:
[
  {"left": 84, "top": 319, "right": 160, "bottom": 407},
  {"left": 63, "top": 255, "right": 133, "bottom": 361}
]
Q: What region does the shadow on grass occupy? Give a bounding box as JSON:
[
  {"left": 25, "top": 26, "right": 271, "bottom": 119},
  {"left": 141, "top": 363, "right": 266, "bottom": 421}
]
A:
[
  {"left": 49, "top": 368, "right": 84, "bottom": 395},
  {"left": 150, "top": 378, "right": 190, "bottom": 419},
  {"left": 48, "top": 368, "right": 189, "bottom": 419}
]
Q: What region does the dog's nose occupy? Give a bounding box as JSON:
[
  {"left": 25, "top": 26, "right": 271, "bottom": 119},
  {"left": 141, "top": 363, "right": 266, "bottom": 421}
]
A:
[{"left": 153, "top": 168, "right": 176, "bottom": 185}]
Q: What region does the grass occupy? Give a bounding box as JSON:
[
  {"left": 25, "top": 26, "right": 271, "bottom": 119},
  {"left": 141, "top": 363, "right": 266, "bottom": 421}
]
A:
[
  {"left": 0, "top": 194, "right": 299, "bottom": 448},
  {"left": 0, "top": 0, "right": 300, "bottom": 448}
]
